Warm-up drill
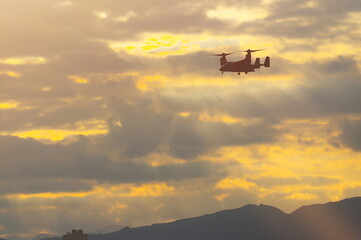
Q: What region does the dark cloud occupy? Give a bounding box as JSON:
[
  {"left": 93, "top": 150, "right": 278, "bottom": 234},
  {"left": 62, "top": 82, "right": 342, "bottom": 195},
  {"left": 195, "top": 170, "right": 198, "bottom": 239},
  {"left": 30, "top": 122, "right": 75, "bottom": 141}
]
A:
[
  {"left": 101, "top": 93, "right": 281, "bottom": 160},
  {"left": 320, "top": 0, "right": 361, "bottom": 13},
  {"left": 167, "top": 116, "right": 279, "bottom": 159},
  {"left": 165, "top": 51, "right": 221, "bottom": 77},
  {"left": 0, "top": 197, "right": 10, "bottom": 209},
  {"left": 0, "top": 0, "right": 229, "bottom": 58},
  {"left": 315, "top": 56, "right": 359, "bottom": 74},
  {"left": 300, "top": 56, "right": 361, "bottom": 116},
  {"left": 46, "top": 48, "right": 139, "bottom": 75},
  {"left": 337, "top": 119, "right": 361, "bottom": 151},
  {"left": 0, "top": 179, "right": 93, "bottom": 195},
  {"left": 0, "top": 135, "right": 220, "bottom": 194},
  {"left": 0, "top": 71, "right": 140, "bottom": 131},
  {"left": 235, "top": 0, "right": 361, "bottom": 39},
  {"left": 111, "top": 11, "right": 226, "bottom": 35},
  {"left": 102, "top": 98, "right": 173, "bottom": 158}
]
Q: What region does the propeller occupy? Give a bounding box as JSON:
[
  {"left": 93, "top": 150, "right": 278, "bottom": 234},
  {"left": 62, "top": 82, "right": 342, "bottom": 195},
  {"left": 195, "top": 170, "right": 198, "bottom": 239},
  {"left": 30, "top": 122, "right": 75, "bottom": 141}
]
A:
[
  {"left": 243, "top": 49, "right": 265, "bottom": 53},
  {"left": 210, "top": 49, "right": 265, "bottom": 56},
  {"left": 210, "top": 52, "right": 239, "bottom": 57}
]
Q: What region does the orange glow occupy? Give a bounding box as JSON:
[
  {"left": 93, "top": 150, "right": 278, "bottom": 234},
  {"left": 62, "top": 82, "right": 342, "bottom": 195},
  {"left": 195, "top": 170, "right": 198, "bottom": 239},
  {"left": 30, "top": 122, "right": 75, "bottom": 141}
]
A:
[
  {"left": 121, "top": 183, "right": 175, "bottom": 197},
  {"left": 0, "top": 57, "right": 46, "bottom": 65},
  {"left": 198, "top": 112, "right": 262, "bottom": 124},
  {"left": 7, "top": 192, "right": 91, "bottom": 199},
  {"left": 215, "top": 178, "right": 257, "bottom": 190},
  {"left": 214, "top": 193, "right": 230, "bottom": 201},
  {"left": 109, "top": 33, "right": 206, "bottom": 57},
  {"left": 69, "top": 76, "right": 89, "bottom": 84},
  {"left": 8, "top": 120, "right": 108, "bottom": 141},
  {"left": 0, "top": 101, "right": 18, "bottom": 109},
  {"left": 286, "top": 192, "right": 318, "bottom": 200},
  {"left": 11, "top": 128, "right": 107, "bottom": 141},
  {"left": 107, "top": 203, "right": 128, "bottom": 215},
  {"left": 178, "top": 112, "right": 191, "bottom": 117},
  {"left": 0, "top": 71, "right": 21, "bottom": 77},
  {"left": 136, "top": 75, "right": 167, "bottom": 91}
]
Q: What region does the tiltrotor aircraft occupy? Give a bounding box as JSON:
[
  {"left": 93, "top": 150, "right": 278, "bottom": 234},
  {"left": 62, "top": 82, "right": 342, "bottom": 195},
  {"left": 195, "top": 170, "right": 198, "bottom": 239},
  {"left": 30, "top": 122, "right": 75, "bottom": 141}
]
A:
[{"left": 211, "top": 49, "right": 270, "bottom": 75}]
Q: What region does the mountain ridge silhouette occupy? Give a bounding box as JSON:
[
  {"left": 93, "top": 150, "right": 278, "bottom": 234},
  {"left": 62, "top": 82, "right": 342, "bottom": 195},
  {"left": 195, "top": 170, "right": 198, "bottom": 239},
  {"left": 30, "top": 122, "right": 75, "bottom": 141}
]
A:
[{"left": 43, "top": 196, "right": 361, "bottom": 240}]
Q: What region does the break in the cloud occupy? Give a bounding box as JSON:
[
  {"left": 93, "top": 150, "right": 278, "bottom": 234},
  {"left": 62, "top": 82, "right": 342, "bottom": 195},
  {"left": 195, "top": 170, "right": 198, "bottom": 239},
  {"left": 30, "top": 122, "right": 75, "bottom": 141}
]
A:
[
  {"left": 1, "top": 0, "right": 361, "bottom": 239},
  {"left": 250, "top": 175, "right": 340, "bottom": 188}
]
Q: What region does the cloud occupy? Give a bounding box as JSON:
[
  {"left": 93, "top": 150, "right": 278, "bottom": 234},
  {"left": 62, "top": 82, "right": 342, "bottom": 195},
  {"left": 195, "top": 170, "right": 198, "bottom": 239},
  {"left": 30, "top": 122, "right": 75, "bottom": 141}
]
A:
[
  {"left": 338, "top": 119, "right": 361, "bottom": 151},
  {"left": 0, "top": 135, "right": 221, "bottom": 193},
  {"left": 47, "top": 47, "right": 140, "bottom": 75},
  {"left": 234, "top": 0, "right": 361, "bottom": 39},
  {"left": 0, "top": 182, "right": 258, "bottom": 237},
  {"left": 251, "top": 175, "right": 339, "bottom": 188},
  {"left": 0, "top": 179, "right": 93, "bottom": 195},
  {"left": 343, "top": 186, "right": 361, "bottom": 198},
  {"left": 102, "top": 99, "right": 173, "bottom": 158},
  {"left": 0, "top": 0, "right": 231, "bottom": 59},
  {"left": 112, "top": 11, "right": 227, "bottom": 35},
  {"left": 161, "top": 55, "right": 361, "bottom": 119},
  {"left": 299, "top": 56, "right": 361, "bottom": 117},
  {"left": 164, "top": 51, "right": 221, "bottom": 76},
  {"left": 167, "top": 115, "right": 279, "bottom": 159},
  {"left": 1, "top": 0, "right": 361, "bottom": 239},
  {"left": 101, "top": 93, "right": 281, "bottom": 160}
]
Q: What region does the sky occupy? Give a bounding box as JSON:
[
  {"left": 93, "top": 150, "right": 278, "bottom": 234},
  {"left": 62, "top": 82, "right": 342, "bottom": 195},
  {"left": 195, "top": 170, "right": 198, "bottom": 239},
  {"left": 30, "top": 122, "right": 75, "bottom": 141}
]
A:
[{"left": 1, "top": 0, "right": 361, "bottom": 239}]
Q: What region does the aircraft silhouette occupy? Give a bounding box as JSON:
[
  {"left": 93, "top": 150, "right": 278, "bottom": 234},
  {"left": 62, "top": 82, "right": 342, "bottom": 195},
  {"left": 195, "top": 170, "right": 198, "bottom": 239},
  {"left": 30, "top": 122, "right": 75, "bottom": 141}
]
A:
[{"left": 211, "top": 49, "right": 270, "bottom": 75}]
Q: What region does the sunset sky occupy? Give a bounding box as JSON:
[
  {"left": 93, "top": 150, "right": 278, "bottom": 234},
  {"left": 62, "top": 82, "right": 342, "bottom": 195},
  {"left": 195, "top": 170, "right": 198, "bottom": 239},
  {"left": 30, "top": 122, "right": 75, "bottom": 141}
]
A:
[{"left": 1, "top": 0, "right": 361, "bottom": 239}]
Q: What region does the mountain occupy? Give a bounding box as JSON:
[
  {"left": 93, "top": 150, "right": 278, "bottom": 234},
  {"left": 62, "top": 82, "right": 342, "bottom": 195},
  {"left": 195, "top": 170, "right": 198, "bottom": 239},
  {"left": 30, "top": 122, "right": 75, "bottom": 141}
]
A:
[
  {"left": 291, "top": 197, "right": 361, "bottom": 240},
  {"left": 32, "top": 234, "right": 56, "bottom": 240},
  {"left": 91, "top": 225, "right": 122, "bottom": 234},
  {"left": 43, "top": 196, "right": 361, "bottom": 240}
]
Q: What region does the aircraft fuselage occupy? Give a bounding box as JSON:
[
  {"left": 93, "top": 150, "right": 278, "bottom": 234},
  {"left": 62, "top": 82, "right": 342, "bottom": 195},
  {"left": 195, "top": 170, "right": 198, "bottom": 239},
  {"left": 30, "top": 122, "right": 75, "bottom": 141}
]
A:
[
  {"left": 217, "top": 51, "right": 270, "bottom": 75},
  {"left": 219, "top": 59, "right": 255, "bottom": 74}
]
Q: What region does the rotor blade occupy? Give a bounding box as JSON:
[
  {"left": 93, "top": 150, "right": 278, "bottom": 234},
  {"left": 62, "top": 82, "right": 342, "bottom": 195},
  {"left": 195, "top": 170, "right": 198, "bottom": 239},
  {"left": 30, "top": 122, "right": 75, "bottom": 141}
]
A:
[
  {"left": 251, "top": 49, "right": 265, "bottom": 52},
  {"left": 243, "top": 49, "right": 265, "bottom": 53},
  {"left": 210, "top": 52, "right": 239, "bottom": 56},
  {"left": 226, "top": 51, "right": 240, "bottom": 55}
]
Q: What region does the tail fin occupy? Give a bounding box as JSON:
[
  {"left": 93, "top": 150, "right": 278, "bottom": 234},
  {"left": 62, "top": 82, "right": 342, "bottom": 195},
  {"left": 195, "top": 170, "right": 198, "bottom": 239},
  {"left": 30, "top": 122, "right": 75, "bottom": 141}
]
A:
[
  {"left": 264, "top": 56, "right": 270, "bottom": 67},
  {"left": 254, "top": 58, "right": 261, "bottom": 68}
]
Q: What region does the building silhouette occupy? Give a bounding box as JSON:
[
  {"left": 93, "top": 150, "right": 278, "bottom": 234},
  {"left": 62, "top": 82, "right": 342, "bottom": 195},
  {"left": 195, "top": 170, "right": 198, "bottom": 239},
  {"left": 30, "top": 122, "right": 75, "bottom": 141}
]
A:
[{"left": 63, "top": 230, "right": 88, "bottom": 240}]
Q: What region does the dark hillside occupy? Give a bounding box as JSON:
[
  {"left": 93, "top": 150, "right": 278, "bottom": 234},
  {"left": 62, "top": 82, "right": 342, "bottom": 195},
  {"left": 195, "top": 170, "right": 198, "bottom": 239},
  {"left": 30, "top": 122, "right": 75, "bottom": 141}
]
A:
[{"left": 43, "top": 197, "right": 361, "bottom": 240}]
